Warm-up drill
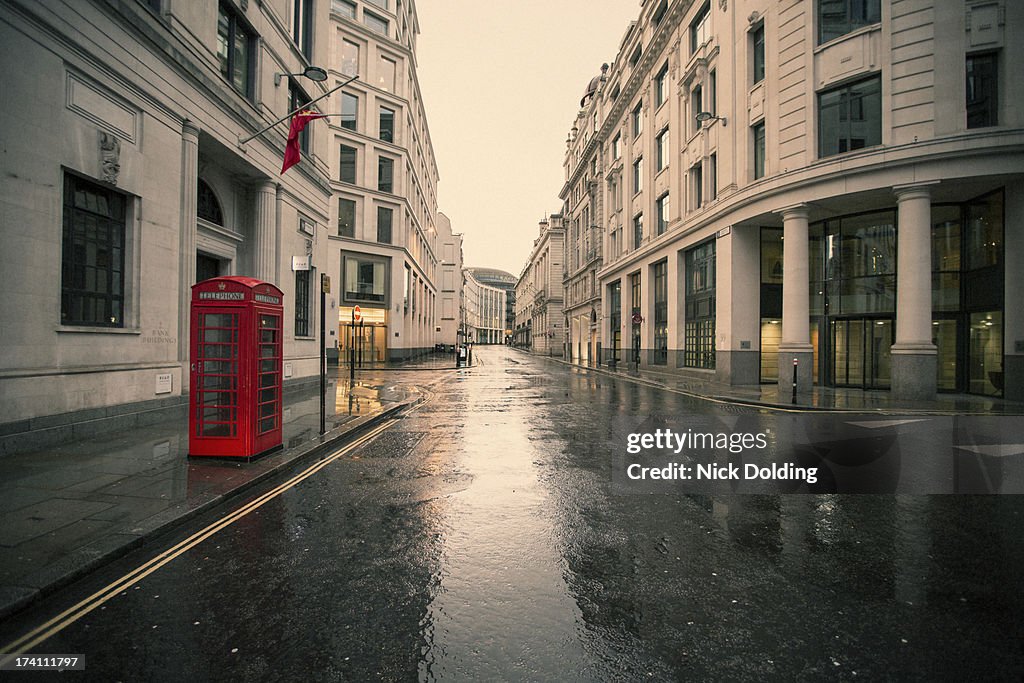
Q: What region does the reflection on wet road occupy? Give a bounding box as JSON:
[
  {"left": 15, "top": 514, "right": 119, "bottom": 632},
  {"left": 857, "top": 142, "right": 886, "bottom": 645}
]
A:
[{"left": 2, "top": 347, "right": 1022, "bottom": 680}]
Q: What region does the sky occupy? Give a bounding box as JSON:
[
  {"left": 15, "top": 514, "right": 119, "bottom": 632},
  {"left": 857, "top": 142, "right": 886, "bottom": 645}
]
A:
[{"left": 415, "top": 0, "right": 641, "bottom": 277}]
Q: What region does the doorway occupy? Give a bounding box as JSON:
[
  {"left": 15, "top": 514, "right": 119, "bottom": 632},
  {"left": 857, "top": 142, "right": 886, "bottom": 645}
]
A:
[{"left": 830, "top": 318, "right": 893, "bottom": 389}]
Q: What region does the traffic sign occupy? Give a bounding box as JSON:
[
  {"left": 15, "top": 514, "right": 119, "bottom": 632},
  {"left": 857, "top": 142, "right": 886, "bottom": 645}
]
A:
[
  {"left": 631, "top": 313, "right": 644, "bottom": 325},
  {"left": 353, "top": 305, "right": 361, "bottom": 322}
]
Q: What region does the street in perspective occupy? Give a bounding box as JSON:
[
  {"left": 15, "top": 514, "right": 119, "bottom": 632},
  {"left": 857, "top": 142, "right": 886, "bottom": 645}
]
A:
[
  {"left": 2, "top": 0, "right": 1024, "bottom": 680},
  {"left": 1, "top": 347, "right": 1022, "bottom": 681}
]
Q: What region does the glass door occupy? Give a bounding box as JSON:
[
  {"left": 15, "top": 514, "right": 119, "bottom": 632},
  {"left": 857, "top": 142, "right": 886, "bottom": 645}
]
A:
[
  {"left": 866, "top": 319, "right": 893, "bottom": 389},
  {"left": 195, "top": 312, "right": 239, "bottom": 438},
  {"left": 831, "top": 318, "right": 892, "bottom": 389}
]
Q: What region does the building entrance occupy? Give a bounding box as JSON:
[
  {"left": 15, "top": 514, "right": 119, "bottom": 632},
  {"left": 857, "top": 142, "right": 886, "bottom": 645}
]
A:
[
  {"left": 829, "top": 317, "right": 893, "bottom": 389},
  {"left": 340, "top": 323, "right": 387, "bottom": 364}
]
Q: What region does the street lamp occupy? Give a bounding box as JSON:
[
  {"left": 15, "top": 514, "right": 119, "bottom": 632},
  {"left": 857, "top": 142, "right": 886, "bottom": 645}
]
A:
[
  {"left": 275, "top": 65, "right": 329, "bottom": 86},
  {"left": 695, "top": 111, "right": 727, "bottom": 127}
]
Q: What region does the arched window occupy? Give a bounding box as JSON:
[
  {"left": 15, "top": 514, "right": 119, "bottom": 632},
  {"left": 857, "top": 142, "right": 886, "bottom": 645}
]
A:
[{"left": 197, "top": 179, "right": 223, "bottom": 225}]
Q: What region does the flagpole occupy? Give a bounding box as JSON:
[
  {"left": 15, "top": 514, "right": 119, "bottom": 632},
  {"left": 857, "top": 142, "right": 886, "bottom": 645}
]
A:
[{"left": 239, "top": 74, "right": 359, "bottom": 145}]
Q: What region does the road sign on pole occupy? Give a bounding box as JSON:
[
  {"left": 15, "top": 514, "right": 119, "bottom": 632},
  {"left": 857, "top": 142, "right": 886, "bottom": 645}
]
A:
[{"left": 353, "top": 305, "right": 361, "bottom": 323}]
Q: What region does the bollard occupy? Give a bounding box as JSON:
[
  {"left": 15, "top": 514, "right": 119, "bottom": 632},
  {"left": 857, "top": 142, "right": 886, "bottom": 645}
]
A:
[{"left": 791, "top": 357, "right": 798, "bottom": 404}]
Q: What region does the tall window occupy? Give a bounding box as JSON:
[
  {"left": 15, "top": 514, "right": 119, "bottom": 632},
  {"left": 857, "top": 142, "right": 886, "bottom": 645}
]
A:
[
  {"left": 609, "top": 281, "right": 622, "bottom": 362},
  {"left": 633, "top": 157, "right": 643, "bottom": 194},
  {"left": 690, "top": 1, "right": 710, "bottom": 53},
  {"left": 966, "top": 53, "right": 998, "bottom": 128},
  {"left": 217, "top": 3, "right": 254, "bottom": 99},
  {"left": 656, "top": 193, "right": 670, "bottom": 234},
  {"left": 818, "top": 75, "right": 881, "bottom": 157},
  {"left": 379, "top": 106, "right": 395, "bottom": 142},
  {"left": 377, "top": 206, "right": 393, "bottom": 243},
  {"left": 294, "top": 269, "right": 311, "bottom": 336},
  {"left": 633, "top": 213, "right": 643, "bottom": 249},
  {"left": 340, "top": 40, "right": 359, "bottom": 76},
  {"left": 338, "top": 197, "right": 356, "bottom": 237},
  {"left": 292, "top": 0, "right": 313, "bottom": 59},
  {"left": 710, "top": 153, "right": 718, "bottom": 201},
  {"left": 753, "top": 121, "right": 766, "bottom": 179},
  {"left": 378, "top": 55, "right": 397, "bottom": 92},
  {"left": 61, "top": 173, "right": 126, "bottom": 327},
  {"left": 612, "top": 134, "right": 621, "bottom": 160},
  {"left": 339, "top": 145, "right": 357, "bottom": 183},
  {"left": 692, "top": 85, "right": 703, "bottom": 132},
  {"left": 289, "top": 82, "right": 312, "bottom": 154},
  {"left": 692, "top": 162, "right": 703, "bottom": 209},
  {"left": 818, "top": 0, "right": 881, "bottom": 45},
  {"left": 378, "top": 156, "right": 394, "bottom": 192},
  {"left": 341, "top": 93, "right": 358, "bottom": 130},
  {"left": 752, "top": 23, "right": 765, "bottom": 84},
  {"left": 655, "top": 64, "right": 668, "bottom": 108},
  {"left": 685, "top": 240, "right": 716, "bottom": 368},
  {"left": 656, "top": 129, "right": 669, "bottom": 171},
  {"left": 630, "top": 272, "right": 642, "bottom": 362},
  {"left": 632, "top": 103, "right": 643, "bottom": 138},
  {"left": 709, "top": 69, "right": 717, "bottom": 114},
  {"left": 653, "top": 261, "right": 668, "bottom": 365}
]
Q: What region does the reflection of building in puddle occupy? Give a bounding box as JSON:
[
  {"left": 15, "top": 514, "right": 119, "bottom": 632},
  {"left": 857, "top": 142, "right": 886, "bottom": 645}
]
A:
[{"left": 335, "top": 380, "right": 384, "bottom": 415}]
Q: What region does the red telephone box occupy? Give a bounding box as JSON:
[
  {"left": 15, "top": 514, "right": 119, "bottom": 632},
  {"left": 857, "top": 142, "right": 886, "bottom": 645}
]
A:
[{"left": 189, "top": 277, "right": 284, "bottom": 459}]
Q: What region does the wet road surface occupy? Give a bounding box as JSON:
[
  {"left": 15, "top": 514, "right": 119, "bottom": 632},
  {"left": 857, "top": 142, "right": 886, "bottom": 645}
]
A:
[{"left": 1, "top": 346, "right": 1022, "bottom": 680}]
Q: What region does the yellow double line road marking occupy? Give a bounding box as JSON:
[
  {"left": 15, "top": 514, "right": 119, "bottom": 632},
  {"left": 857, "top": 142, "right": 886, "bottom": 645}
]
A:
[{"left": 0, "top": 419, "right": 396, "bottom": 661}]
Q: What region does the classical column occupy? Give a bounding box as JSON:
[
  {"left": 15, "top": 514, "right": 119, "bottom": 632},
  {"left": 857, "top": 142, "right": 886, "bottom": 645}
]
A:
[
  {"left": 777, "top": 204, "right": 813, "bottom": 394},
  {"left": 892, "top": 183, "right": 937, "bottom": 400},
  {"left": 178, "top": 120, "right": 199, "bottom": 368},
  {"left": 253, "top": 179, "right": 278, "bottom": 283}
]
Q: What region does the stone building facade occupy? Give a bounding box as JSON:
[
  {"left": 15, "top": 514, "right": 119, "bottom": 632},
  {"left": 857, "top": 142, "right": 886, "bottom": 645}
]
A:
[
  {"left": 327, "top": 0, "right": 440, "bottom": 363},
  {"left": 565, "top": 0, "right": 1022, "bottom": 401},
  {"left": 514, "top": 216, "right": 566, "bottom": 356}
]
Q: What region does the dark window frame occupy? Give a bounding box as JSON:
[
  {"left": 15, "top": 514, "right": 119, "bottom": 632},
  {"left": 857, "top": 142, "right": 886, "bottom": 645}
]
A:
[
  {"left": 966, "top": 52, "right": 998, "bottom": 129},
  {"left": 294, "top": 268, "right": 312, "bottom": 337},
  {"left": 338, "top": 197, "right": 356, "bottom": 237},
  {"left": 61, "top": 172, "right": 127, "bottom": 328},
  {"left": 339, "top": 144, "right": 357, "bottom": 183},
  {"left": 217, "top": 3, "right": 255, "bottom": 100},
  {"left": 376, "top": 205, "right": 393, "bottom": 243}
]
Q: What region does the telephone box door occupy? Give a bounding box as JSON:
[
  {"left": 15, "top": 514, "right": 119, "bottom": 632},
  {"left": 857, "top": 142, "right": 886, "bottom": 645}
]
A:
[
  {"left": 253, "top": 310, "right": 282, "bottom": 454},
  {"left": 190, "top": 307, "right": 243, "bottom": 456}
]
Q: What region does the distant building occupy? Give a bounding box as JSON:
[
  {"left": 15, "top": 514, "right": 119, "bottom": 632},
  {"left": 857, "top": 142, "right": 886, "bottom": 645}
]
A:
[
  {"left": 514, "top": 216, "right": 566, "bottom": 356},
  {"left": 464, "top": 268, "right": 511, "bottom": 344},
  {"left": 467, "top": 267, "right": 518, "bottom": 342},
  {"left": 435, "top": 213, "right": 463, "bottom": 348},
  {"left": 562, "top": 66, "right": 609, "bottom": 366}
]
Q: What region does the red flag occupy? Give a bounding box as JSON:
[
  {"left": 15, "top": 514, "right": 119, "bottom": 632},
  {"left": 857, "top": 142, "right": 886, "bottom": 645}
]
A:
[{"left": 281, "top": 110, "right": 327, "bottom": 174}]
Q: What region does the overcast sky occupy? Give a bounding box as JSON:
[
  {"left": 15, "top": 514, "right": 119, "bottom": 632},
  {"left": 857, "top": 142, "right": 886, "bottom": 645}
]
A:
[{"left": 416, "top": 0, "right": 641, "bottom": 277}]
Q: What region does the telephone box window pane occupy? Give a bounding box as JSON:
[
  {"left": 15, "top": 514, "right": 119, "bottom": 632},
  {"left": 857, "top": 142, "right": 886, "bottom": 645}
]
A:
[
  {"left": 202, "top": 360, "right": 237, "bottom": 375},
  {"left": 203, "top": 344, "right": 235, "bottom": 359},
  {"left": 259, "top": 417, "right": 277, "bottom": 433},
  {"left": 260, "top": 373, "right": 278, "bottom": 388},
  {"left": 202, "top": 375, "right": 237, "bottom": 390}
]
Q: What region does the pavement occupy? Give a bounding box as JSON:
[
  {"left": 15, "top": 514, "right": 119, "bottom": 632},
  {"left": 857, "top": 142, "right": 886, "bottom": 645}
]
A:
[
  {"left": 0, "top": 356, "right": 454, "bottom": 621},
  {"left": 2, "top": 348, "right": 1018, "bottom": 623},
  {"left": 537, "top": 350, "right": 1024, "bottom": 414}
]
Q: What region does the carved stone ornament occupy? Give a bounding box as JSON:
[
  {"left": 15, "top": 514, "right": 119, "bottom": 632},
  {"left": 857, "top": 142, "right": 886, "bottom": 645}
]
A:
[
  {"left": 719, "top": 0, "right": 727, "bottom": 10},
  {"left": 99, "top": 132, "right": 121, "bottom": 185}
]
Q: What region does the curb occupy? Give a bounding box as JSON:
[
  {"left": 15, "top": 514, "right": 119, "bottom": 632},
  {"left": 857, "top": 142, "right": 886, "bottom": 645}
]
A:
[{"left": 0, "top": 397, "right": 420, "bottom": 622}]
